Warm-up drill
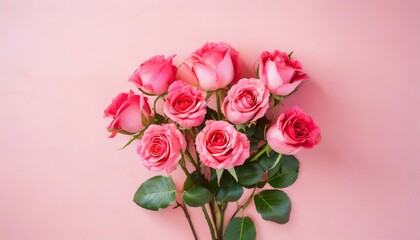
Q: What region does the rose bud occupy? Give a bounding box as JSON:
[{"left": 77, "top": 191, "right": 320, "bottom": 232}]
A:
[
  {"left": 129, "top": 55, "right": 177, "bottom": 95},
  {"left": 182, "top": 42, "right": 241, "bottom": 91},
  {"left": 104, "top": 90, "right": 152, "bottom": 138},
  {"left": 259, "top": 50, "right": 308, "bottom": 96}
]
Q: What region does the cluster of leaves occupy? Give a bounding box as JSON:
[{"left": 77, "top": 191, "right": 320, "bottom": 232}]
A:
[{"left": 133, "top": 123, "right": 300, "bottom": 240}]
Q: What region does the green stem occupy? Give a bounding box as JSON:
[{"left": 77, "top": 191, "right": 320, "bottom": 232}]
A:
[
  {"left": 230, "top": 186, "right": 257, "bottom": 221},
  {"left": 250, "top": 144, "right": 270, "bottom": 162},
  {"left": 209, "top": 200, "right": 217, "bottom": 230},
  {"left": 202, "top": 205, "right": 216, "bottom": 240},
  {"left": 179, "top": 160, "right": 191, "bottom": 178},
  {"left": 184, "top": 151, "right": 200, "bottom": 172},
  {"left": 153, "top": 94, "right": 166, "bottom": 116},
  {"left": 187, "top": 128, "right": 201, "bottom": 168},
  {"left": 178, "top": 202, "right": 198, "bottom": 240},
  {"left": 215, "top": 90, "right": 222, "bottom": 120},
  {"left": 215, "top": 202, "right": 226, "bottom": 240}
]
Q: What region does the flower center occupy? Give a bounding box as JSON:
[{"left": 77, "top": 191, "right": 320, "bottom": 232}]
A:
[
  {"left": 210, "top": 131, "right": 227, "bottom": 147},
  {"left": 293, "top": 121, "right": 308, "bottom": 138},
  {"left": 148, "top": 137, "right": 167, "bottom": 157},
  {"left": 174, "top": 95, "right": 193, "bottom": 112},
  {"left": 237, "top": 90, "right": 256, "bottom": 109}
]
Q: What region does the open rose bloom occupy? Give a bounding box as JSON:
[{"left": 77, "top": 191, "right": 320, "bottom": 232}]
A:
[{"left": 104, "top": 42, "right": 321, "bottom": 240}]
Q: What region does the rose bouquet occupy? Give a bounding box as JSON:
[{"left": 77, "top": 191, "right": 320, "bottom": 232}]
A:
[{"left": 104, "top": 42, "right": 321, "bottom": 240}]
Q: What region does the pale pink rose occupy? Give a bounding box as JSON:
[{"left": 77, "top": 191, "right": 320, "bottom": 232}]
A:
[
  {"left": 222, "top": 78, "right": 270, "bottom": 124},
  {"left": 129, "top": 55, "right": 177, "bottom": 95},
  {"left": 104, "top": 90, "right": 151, "bottom": 138},
  {"left": 267, "top": 107, "right": 321, "bottom": 155},
  {"left": 196, "top": 120, "right": 250, "bottom": 169},
  {"left": 259, "top": 50, "right": 309, "bottom": 96},
  {"left": 182, "top": 42, "right": 241, "bottom": 91},
  {"left": 137, "top": 124, "right": 187, "bottom": 174},
  {"left": 163, "top": 80, "right": 206, "bottom": 128}
]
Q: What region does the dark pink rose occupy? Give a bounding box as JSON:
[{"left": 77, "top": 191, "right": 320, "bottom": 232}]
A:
[
  {"left": 137, "top": 124, "right": 186, "bottom": 174},
  {"left": 222, "top": 78, "right": 270, "bottom": 124},
  {"left": 129, "top": 55, "right": 177, "bottom": 95},
  {"left": 267, "top": 107, "right": 321, "bottom": 155},
  {"left": 163, "top": 80, "right": 206, "bottom": 129},
  {"left": 104, "top": 90, "right": 151, "bottom": 138},
  {"left": 196, "top": 120, "right": 250, "bottom": 169},
  {"left": 259, "top": 50, "right": 308, "bottom": 96},
  {"left": 182, "top": 42, "right": 241, "bottom": 91}
]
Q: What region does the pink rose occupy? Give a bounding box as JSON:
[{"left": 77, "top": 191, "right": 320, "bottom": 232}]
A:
[
  {"left": 222, "top": 78, "right": 270, "bottom": 124},
  {"left": 182, "top": 42, "right": 241, "bottom": 91},
  {"left": 259, "top": 50, "right": 309, "bottom": 96},
  {"left": 196, "top": 120, "right": 250, "bottom": 169},
  {"left": 163, "top": 80, "right": 207, "bottom": 129},
  {"left": 137, "top": 124, "right": 187, "bottom": 174},
  {"left": 267, "top": 107, "right": 321, "bottom": 155},
  {"left": 104, "top": 90, "right": 151, "bottom": 138},
  {"left": 129, "top": 55, "right": 177, "bottom": 95}
]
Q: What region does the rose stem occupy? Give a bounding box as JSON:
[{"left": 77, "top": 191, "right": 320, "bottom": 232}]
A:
[
  {"left": 209, "top": 200, "right": 217, "bottom": 233},
  {"left": 184, "top": 151, "right": 200, "bottom": 172},
  {"left": 152, "top": 94, "right": 163, "bottom": 116},
  {"left": 215, "top": 202, "right": 226, "bottom": 240},
  {"left": 187, "top": 128, "right": 201, "bottom": 169},
  {"left": 249, "top": 144, "right": 269, "bottom": 162},
  {"left": 179, "top": 159, "right": 216, "bottom": 240},
  {"left": 215, "top": 90, "right": 222, "bottom": 120},
  {"left": 177, "top": 202, "right": 198, "bottom": 240},
  {"left": 229, "top": 186, "right": 257, "bottom": 221},
  {"left": 202, "top": 205, "right": 216, "bottom": 240}
]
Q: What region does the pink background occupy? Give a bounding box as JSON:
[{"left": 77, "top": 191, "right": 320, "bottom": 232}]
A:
[{"left": 1, "top": 0, "right": 420, "bottom": 239}]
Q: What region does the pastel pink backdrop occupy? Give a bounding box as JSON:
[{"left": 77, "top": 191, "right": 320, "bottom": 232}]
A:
[{"left": 1, "top": 0, "right": 419, "bottom": 239}]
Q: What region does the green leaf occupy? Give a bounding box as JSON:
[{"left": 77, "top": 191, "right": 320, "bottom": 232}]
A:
[
  {"left": 219, "top": 170, "right": 236, "bottom": 187},
  {"left": 268, "top": 155, "right": 299, "bottom": 188},
  {"left": 216, "top": 168, "right": 224, "bottom": 186},
  {"left": 216, "top": 183, "right": 243, "bottom": 203},
  {"left": 133, "top": 176, "right": 176, "bottom": 211},
  {"left": 224, "top": 217, "right": 256, "bottom": 240},
  {"left": 254, "top": 117, "right": 269, "bottom": 140},
  {"left": 207, "top": 169, "right": 220, "bottom": 193},
  {"left": 244, "top": 124, "right": 256, "bottom": 137},
  {"left": 258, "top": 151, "right": 279, "bottom": 170},
  {"left": 118, "top": 131, "right": 143, "bottom": 150},
  {"left": 256, "top": 181, "right": 266, "bottom": 188},
  {"left": 235, "top": 163, "right": 264, "bottom": 186},
  {"left": 227, "top": 168, "right": 238, "bottom": 182},
  {"left": 182, "top": 186, "right": 213, "bottom": 207},
  {"left": 153, "top": 113, "right": 166, "bottom": 124},
  {"left": 254, "top": 190, "right": 291, "bottom": 224},
  {"left": 235, "top": 124, "right": 246, "bottom": 133},
  {"left": 183, "top": 171, "right": 206, "bottom": 191},
  {"left": 205, "top": 106, "right": 218, "bottom": 120}
]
